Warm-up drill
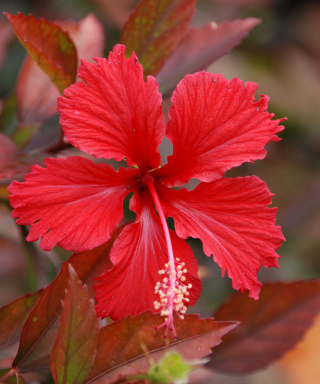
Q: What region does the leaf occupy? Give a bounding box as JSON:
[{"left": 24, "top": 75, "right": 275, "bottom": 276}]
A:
[
  {"left": 5, "top": 13, "right": 77, "bottom": 94},
  {"left": 0, "top": 133, "right": 45, "bottom": 180},
  {"left": 50, "top": 265, "right": 100, "bottom": 384},
  {"left": 10, "top": 224, "right": 125, "bottom": 374},
  {"left": 63, "top": 14, "right": 105, "bottom": 65},
  {"left": 157, "top": 18, "right": 261, "bottom": 95},
  {"left": 12, "top": 124, "right": 40, "bottom": 149},
  {"left": 121, "top": 0, "right": 196, "bottom": 77},
  {"left": 0, "top": 20, "right": 14, "bottom": 68},
  {"left": 208, "top": 280, "right": 320, "bottom": 374},
  {"left": 93, "top": 0, "right": 136, "bottom": 29},
  {"left": 0, "top": 94, "right": 18, "bottom": 137},
  {"left": 16, "top": 55, "right": 61, "bottom": 125},
  {"left": 86, "top": 312, "right": 237, "bottom": 384},
  {"left": 16, "top": 14, "right": 104, "bottom": 125},
  {"left": 0, "top": 291, "right": 42, "bottom": 368}
]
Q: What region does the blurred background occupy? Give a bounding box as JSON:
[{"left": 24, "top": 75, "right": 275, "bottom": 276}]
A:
[{"left": 0, "top": 0, "right": 320, "bottom": 383}]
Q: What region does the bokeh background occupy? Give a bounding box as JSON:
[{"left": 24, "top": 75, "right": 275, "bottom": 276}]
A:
[{"left": 0, "top": 0, "right": 320, "bottom": 383}]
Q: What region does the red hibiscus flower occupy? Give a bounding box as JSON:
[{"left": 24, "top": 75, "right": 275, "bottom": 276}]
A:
[{"left": 8, "top": 44, "right": 285, "bottom": 336}]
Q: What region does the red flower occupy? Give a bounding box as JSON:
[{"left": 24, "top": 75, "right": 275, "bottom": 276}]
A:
[{"left": 9, "top": 45, "right": 285, "bottom": 335}]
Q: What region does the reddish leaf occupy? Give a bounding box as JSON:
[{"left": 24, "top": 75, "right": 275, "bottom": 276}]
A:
[
  {"left": 5, "top": 13, "right": 77, "bottom": 94},
  {"left": 93, "top": 0, "right": 136, "bottom": 28},
  {"left": 209, "top": 280, "right": 320, "bottom": 374},
  {"left": 50, "top": 266, "right": 100, "bottom": 384},
  {"left": 16, "top": 56, "right": 60, "bottom": 124},
  {"left": 87, "top": 312, "right": 237, "bottom": 384},
  {"left": 157, "top": 18, "right": 261, "bottom": 94},
  {"left": 0, "top": 20, "right": 14, "bottom": 68},
  {"left": 16, "top": 14, "right": 104, "bottom": 125},
  {"left": 121, "top": 0, "right": 196, "bottom": 77},
  {"left": 62, "top": 14, "right": 105, "bottom": 65},
  {"left": 0, "top": 133, "right": 45, "bottom": 180},
  {"left": 0, "top": 291, "right": 42, "bottom": 368},
  {"left": 10, "top": 225, "right": 125, "bottom": 374}
]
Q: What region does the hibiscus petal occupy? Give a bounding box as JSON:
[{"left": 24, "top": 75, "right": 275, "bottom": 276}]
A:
[
  {"left": 58, "top": 44, "right": 166, "bottom": 173},
  {"left": 153, "top": 71, "right": 285, "bottom": 187},
  {"left": 157, "top": 176, "right": 285, "bottom": 299},
  {"left": 94, "top": 188, "right": 202, "bottom": 320},
  {"left": 8, "top": 156, "right": 140, "bottom": 252}
]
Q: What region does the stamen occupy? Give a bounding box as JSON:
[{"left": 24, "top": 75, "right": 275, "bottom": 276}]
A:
[{"left": 153, "top": 258, "right": 192, "bottom": 335}]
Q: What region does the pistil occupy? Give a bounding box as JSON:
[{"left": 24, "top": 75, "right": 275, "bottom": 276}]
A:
[{"left": 144, "top": 174, "right": 191, "bottom": 339}]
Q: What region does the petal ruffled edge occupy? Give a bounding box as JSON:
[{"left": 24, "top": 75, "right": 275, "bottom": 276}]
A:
[
  {"left": 153, "top": 71, "right": 285, "bottom": 187},
  {"left": 9, "top": 156, "right": 140, "bottom": 251},
  {"left": 157, "top": 176, "right": 285, "bottom": 298},
  {"left": 58, "top": 44, "right": 166, "bottom": 173}
]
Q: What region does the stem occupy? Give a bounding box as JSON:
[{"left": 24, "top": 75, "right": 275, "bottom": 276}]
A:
[
  {"left": 0, "top": 369, "right": 15, "bottom": 383},
  {"left": 44, "top": 139, "right": 71, "bottom": 154},
  {"left": 145, "top": 175, "right": 177, "bottom": 338}
]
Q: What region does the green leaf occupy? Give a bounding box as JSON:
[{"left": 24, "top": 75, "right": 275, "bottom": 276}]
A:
[
  {"left": 0, "top": 291, "right": 42, "bottom": 367},
  {"left": 209, "top": 280, "right": 320, "bottom": 374},
  {"left": 121, "top": 0, "right": 196, "bottom": 77},
  {"left": 0, "top": 369, "right": 16, "bottom": 384},
  {"left": 12, "top": 124, "right": 40, "bottom": 149},
  {"left": 10, "top": 224, "right": 127, "bottom": 374},
  {"left": 0, "top": 94, "right": 18, "bottom": 137},
  {"left": 86, "top": 312, "right": 237, "bottom": 383},
  {"left": 4, "top": 13, "right": 77, "bottom": 94},
  {"left": 50, "top": 266, "right": 100, "bottom": 384}
]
